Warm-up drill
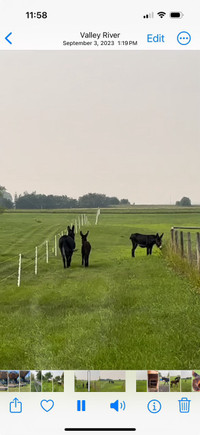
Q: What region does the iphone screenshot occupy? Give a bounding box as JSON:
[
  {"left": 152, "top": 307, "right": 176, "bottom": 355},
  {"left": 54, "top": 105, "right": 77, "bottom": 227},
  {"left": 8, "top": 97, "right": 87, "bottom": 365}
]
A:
[{"left": 0, "top": 0, "right": 199, "bottom": 433}]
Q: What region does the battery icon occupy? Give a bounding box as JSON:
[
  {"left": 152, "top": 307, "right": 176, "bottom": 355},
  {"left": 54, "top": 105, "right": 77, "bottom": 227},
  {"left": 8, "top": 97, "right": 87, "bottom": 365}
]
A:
[{"left": 170, "top": 12, "right": 184, "bottom": 18}]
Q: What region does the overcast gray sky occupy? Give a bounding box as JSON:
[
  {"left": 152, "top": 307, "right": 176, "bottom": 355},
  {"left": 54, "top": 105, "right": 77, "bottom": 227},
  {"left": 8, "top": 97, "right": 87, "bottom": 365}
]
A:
[{"left": 1, "top": 51, "right": 199, "bottom": 204}]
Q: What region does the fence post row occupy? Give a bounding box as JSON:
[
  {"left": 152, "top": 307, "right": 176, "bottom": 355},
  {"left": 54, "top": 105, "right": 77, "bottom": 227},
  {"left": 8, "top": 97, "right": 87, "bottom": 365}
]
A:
[
  {"left": 13, "top": 214, "right": 90, "bottom": 286},
  {"left": 171, "top": 226, "right": 200, "bottom": 272}
]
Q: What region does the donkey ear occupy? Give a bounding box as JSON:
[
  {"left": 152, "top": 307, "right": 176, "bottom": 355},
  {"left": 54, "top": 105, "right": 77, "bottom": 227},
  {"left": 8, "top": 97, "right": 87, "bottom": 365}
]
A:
[
  {"left": 86, "top": 231, "right": 89, "bottom": 236},
  {"left": 67, "top": 226, "right": 70, "bottom": 231},
  {"left": 156, "top": 233, "right": 158, "bottom": 237},
  {"left": 80, "top": 231, "right": 83, "bottom": 236},
  {"left": 72, "top": 225, "right": 75, "bottom": 231},
  {"left": 160, "top": 233, "right": 164, "bottom": 238}
]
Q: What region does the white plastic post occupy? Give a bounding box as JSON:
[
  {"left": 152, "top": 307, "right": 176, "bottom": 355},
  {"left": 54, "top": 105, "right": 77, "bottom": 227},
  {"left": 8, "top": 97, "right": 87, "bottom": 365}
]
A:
[
  {"left": 78, "top": 217, "right": 81, "bottom": 229},
  {"left": 75, "top": 220, "right": 78, "bottom": 234},
  {"left": 61, "top": 231, "right": 64, "bottom": 236},
  {"left": 17, "top": 254, "right": 22, "bottom": 287},
  {"left": 35, "top": 247, "right": 38, "bottom": 275},
  {"left": 81, "top": 214, "right": 84, "bottom": 226},
  {"left": 46, "top": 240, "right": 49, "bottom": 264},
  {"left": 55, "top": 235, "right": 57, "bottom": 256}
]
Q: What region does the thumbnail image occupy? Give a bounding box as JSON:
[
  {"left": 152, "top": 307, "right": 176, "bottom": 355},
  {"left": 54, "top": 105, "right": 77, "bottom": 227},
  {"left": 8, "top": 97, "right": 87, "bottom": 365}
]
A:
[
  {"left": 136, "top": 371, "right": 147, "bottom": 392},
  {"left": 148, "top": 371, "right": 159, "bottom": 392},
  {"left": 19, "top": 371, "right": 31, "bottom": 392},
  {"left": 42, "top": 371, "right": 53, "bottom": 392},
  {"left": 181, "top": 371, "right": 192, "bottom": 392},
  {"left": 0, "top": 371, "right": 8, "bottom": 392},
  {"left": 8, "top": 371, "right": 20, "bottom": 392},
  {"left": 170, "top": 371, "right": 181, "bottom": 392},
  {"left": 53, "top": 371, "right": 64, "bottom": 392},
  {"left": 31, "top": 371, "right": 42, "bottom": 392},
  {"left": 75, "top": 371, "right": 125, "bottom": 392},
  {"left": 192, "top": 370, "right": 200, "bottom": 391},
  {"left": 159, "top": 371, "right": 170, "bottom": 392}
]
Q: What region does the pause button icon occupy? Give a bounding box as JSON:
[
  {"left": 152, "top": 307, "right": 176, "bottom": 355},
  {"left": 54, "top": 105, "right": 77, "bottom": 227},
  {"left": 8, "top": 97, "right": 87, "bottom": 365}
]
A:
[{"left": 77, "top": 400, "right": 86, "bottom": 411}]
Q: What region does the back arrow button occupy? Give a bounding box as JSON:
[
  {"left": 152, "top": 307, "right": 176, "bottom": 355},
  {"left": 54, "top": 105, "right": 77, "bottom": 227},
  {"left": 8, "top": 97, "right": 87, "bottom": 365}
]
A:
[{"left": 5, "top": 32, "right": 12, "bottom": 44}]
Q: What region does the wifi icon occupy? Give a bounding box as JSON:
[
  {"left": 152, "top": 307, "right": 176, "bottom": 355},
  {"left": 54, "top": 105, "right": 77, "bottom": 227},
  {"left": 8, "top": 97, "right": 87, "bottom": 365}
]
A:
[{"left": 157, "top": 11, "right": 166, "bottom": 18}]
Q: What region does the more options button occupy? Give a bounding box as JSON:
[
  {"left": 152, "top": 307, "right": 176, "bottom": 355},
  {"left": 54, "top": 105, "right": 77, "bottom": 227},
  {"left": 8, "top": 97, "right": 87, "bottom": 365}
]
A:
[{"left": 147, "top": 34, "right": 165, "bottom": 43}]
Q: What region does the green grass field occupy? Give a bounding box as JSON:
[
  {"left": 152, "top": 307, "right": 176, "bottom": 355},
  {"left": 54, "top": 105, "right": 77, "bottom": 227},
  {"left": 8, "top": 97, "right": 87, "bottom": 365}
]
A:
[
  {"left": 53, "top": 382, "right": 64, "bottom": 392},
  {"left": 136, "top": 380, "right": 147, "bottom": 392},
  {"left": 181, "top": 378, "right": 192, "bottom": 392},
  {"left": 42, "top": 380, "right": 53, "bottom": 392},
  {"left": 1, "top": 208, "right": 200, "bottom": 369}
]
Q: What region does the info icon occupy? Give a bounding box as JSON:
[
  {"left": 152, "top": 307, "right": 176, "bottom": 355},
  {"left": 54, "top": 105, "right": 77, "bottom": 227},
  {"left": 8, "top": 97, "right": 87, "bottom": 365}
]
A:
[{"left": 147, "top": 399, "right": 162, "bottom": 414}]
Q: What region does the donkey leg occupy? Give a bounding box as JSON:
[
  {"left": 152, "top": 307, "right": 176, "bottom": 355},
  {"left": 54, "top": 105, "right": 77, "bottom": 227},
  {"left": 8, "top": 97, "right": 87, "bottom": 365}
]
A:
[
  {"left": 62, "top": 256, "right": 66, "bottom": 268},
  {"left": 132, "top": 243, "right": 137, "bottom": 257},
  {"left": 85, "top": 256, "right": 88, "bottom": 267},
  {"left": 61, "top": 247, "right": 66, "bottom": 268},
  {"left": 67, "top": 255, "right": 71, "bottom": 268}
]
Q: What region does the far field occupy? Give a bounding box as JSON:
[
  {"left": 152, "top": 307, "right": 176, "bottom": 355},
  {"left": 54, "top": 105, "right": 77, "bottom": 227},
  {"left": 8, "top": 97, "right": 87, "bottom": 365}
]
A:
[
  {"left": 75, "top": 379, "right": 125, "bottom": 392},
  {"left": 1, "top": 207, "right": 200, "bottom": 369}
]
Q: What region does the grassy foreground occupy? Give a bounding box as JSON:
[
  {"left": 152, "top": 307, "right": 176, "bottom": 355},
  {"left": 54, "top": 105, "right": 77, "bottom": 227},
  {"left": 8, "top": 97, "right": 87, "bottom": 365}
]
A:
[{"left": 1, "top": 208, "right": 200, "bottom": 369}]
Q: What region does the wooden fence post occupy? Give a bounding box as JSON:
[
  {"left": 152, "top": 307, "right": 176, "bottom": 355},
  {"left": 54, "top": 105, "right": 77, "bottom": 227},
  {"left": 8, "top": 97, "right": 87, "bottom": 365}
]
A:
[
  {"left": 175, "top": 230, "right": 179, "bottom": 253},
  {"left": 196, "top": 233, "right": 200, "bottom": 271},
  {"left": 180, "top": 231, "right": 184, "bottom": 257},
  {"left": 171, "top": 227, "right": 175, "bottom": 249},
  {"left": 187, "top": 232, "right": 192, "bottom": 263}
]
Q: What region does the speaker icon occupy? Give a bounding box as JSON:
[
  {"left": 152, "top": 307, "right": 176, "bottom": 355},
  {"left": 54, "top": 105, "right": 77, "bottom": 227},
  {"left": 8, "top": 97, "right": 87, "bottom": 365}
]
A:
[{"left": 110, "top": 400, "right": 126, "bottom": 412}]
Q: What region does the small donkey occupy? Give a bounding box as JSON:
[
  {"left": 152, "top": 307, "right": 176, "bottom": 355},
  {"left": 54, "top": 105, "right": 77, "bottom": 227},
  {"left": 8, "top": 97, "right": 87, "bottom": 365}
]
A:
[{"left": 80, "top": 231, "right": 91, "bottom": 267}]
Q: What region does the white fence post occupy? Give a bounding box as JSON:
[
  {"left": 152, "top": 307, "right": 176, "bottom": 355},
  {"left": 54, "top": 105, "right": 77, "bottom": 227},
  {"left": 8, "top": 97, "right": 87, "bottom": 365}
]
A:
[
  {"left": 95, "top": 208, "right": 100, "bottom": 225},
  {"left": 75, "top": 219, "right": 78, "bottom": 234},
  {"left": 78, "top": 216, "right": 81, "bottom": 229},
  {"left": 55, "top": 235, "right": 57, "bottom": 256},
  {"left": 46, "top": 240, "right": 49, "bottom": 264},
  {"left": 35, "top": 247, "right": 38, "bottom": 275},
  {"left": 17, "top": 254, "right": 22, "bottom": 287}
]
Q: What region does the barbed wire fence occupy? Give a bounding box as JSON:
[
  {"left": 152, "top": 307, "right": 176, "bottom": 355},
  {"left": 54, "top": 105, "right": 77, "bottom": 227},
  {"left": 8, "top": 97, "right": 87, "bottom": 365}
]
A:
[{"left": 0, "top": 213, "right": 90, "bottom": 287}]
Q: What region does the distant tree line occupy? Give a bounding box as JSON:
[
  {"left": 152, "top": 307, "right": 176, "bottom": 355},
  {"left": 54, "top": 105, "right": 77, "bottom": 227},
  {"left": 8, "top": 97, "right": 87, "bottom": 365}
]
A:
[
  {"left": 0, "top": 187, "right": 130, "bottom": 209},
  {"left": 176, "top": 197, "right": 192, "bottom": 207},
  {"left": 0, "top": 186, "right": 13, "bottom": 210}
]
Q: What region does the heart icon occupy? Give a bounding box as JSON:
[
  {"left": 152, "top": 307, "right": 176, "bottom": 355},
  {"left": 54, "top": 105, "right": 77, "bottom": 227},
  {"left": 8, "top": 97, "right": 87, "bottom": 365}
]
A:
[{"left": 40, "top": 399, "right": 54, "bottom": 412}]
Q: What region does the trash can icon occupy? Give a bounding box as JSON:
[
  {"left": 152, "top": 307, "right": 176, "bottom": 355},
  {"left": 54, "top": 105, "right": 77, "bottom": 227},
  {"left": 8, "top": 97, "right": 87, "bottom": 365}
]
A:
[{"left": 178, "top": 397, "right": 191, "bottom": 413}]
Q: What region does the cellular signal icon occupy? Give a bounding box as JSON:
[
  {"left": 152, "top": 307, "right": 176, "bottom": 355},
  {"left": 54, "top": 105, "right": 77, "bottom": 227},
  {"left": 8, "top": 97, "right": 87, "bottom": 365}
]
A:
[
  {"left": 157, "top": 11, "right": 166, "bottom": 18},
  {"left": 143, "top": 12, "right": 154, "bottom": 19}
]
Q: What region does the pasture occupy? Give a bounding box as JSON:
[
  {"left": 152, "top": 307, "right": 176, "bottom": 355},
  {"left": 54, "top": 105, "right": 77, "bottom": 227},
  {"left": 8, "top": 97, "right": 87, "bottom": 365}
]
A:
[
  {"left": 136, "top": 380, "right": 147, "bottom": 392},
  {"left": 1, "top": 208, "right": 200, "bottom": 369},
  {"left": 181, "top": 378, "right": 192, "bottom": 392}
]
